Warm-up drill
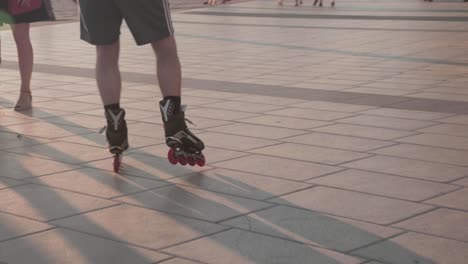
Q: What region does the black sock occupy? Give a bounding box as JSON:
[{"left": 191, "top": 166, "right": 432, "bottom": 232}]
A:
[
  {"left": 163, "top": 96, "right": 181, "bottom": 114},
  {"left": 105, "top": 103, "right": 120, "bottom": 112}
]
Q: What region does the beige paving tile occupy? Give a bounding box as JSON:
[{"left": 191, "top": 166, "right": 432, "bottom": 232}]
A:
[
  {"left": 0, "top": 229, "right": 168, "bottom": 264},
  {"left": 164, "top": 229, "right": 362, "bottom": 264},
  {"left": 51, "top": 204, "right": 227, "bottom": 250},
  {"left": 418, "top": 123, "right": 468, "bottom": 138},
  {"left": 0, "top": 177, "right": 25, "bottom": 190},
  {"left": 293, "top": 101, "right": 375, "bottom": 112},
  {"left": 0, "top": 122, "right": 93, "bottom": 139},
  {"left": 267, "top": 108, "right": 354, "bottom": 121},
  {"left": 372, "top": 144, "right": 468, "bottom": 166},
  {"left": 231, "top": 95, "right": 307, "bottom": 106},
  {"left": 313, "top": 123, "right": 415, "bottom": 140},
  {"left": 117, "top": 185, "right": 272, "bottom": 222},
  {"left": 284, "top": 132, "right": 394, "bottom": 152},
  {"left": 353, "top": 232, "right": 468, "bottom": 264},
  {"left": 182, "top": 89, "right": 240, "bottom": 99},
  {"left": 221, "top": 205, "right": 403, "bottom": 252},
  {"left": 208, "top": 101, "right": 284, "bottom": 113},
  {"left": 128, "top": 122, "right": 166, "bottom": 139},
  {"left": 28, "top": 88, "right": 88, "bottom": 99},
  {"left": 2, "top": 107, "right": 73, "bottom": 119},
  {"left": 206, "top": 123, "right": 306, "bottom": 140},
  {"left": 362, "top": 82, "right": 428, "bottom": 91},
  {"left": 201, "top": 132, "right": 277, "bottom": 151},
  {"left": 359, "top": 108, "right": 452, "bottom": 121},
  {"left": 84, "top": 153, "right": 208, "bottom": 180},
  {"left": 160, "top": 259, "right": 198, "bottom": 264},
  {"left": 251, "top": 143, "right": 370, "bottom": 165},
  {"left": 309, "top": 169, "right": 458, "bottom": 201},
  {"left": 394, "top": 209, "right": 468, "bottom": 242},
  {"left": 34, "top": 100, "right": 100, "bottom": 112},
  {"left": 212, "top": 154, "right": 341, "bottom": 181},
  {"left": 239, "top": 115, "right": 333, "bottom": 129},
  {"left": 343, "top": 87, "right": 414, "bottom": 96},
  {"left": 408, "top": 92, "right": 468, "bottom": 102},
  {"left": 58, "top": 133, "right": 156, "bottom": 149},
  {"left": 425, "top": 188, "right": 468, "bottom": 211},
  {"left": 0, "top": 115, "right": 38, "bottom": 126},
  {"left": 169, "top": 169, "right": 312, "bottom": 200},
  {"left": 289, "top": 82, "right": 353, "bottom": 91},
  {"left": 10, "top": 141, "right": 109, "bottom": 165},
  {"left": 30, "top": 168, "right": 170, "bottom": 199},
  {"left": 0, "top": 212, "right": 52, "bottom": 241},
  {"left": 0, "top": 184, "right": 116, "bottom": 221},
  {"left": 269, "top": 187, "right": 433, "bottom": 225},
  {"left": 380, "top": 77, "right": 441, "bottom": 85},
  {"left": 337, "top": 115, "right": 436, "bottom": 131},
  {"left": 396, "top": 133, "right": 468, "bottom": 151},
  {"left": 342, "top": 155, "right": 468, "bottom": 182},
  {"left": 438, "top": 115, "right": 468, "bottom": 125},
  {"left": 453, "top": 177, "right": 468, "bottom": 187},
  {"left": 0, "top": 131, "right": 51, "bottom": 150},
  {"left": 44, "top": 114, "right": 111, "bottom": 129},
  {"left": 46, "top": 83, "right": 99, "bottom": 93},
  {"left": 188, "top": 107, "right": 260, "bottom": 121},
  {"left": 0, "top": 152, "right": 78, "bottom": 180}
]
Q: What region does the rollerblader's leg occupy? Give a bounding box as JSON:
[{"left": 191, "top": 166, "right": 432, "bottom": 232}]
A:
[
  {"left": 104, "top": 104, "right": 129, "bottom": 172},
  {"left": 152, "top": 37, "right": 205, "bottom": 166},
  {"left": 78, "top": 0, "right": 206, "bottom": 168},
  {"left": 160, "top": 97, "right": 205, "bottom": 166}
]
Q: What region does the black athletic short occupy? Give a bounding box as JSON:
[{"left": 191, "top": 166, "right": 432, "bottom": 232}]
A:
[{"left": 79, "top": 0, "right": 174, "bottom": 46}]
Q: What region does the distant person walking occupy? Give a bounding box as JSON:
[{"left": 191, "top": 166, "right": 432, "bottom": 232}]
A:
[
  {"left": 0, "top": 0, "right": 51, "bottom": 111},
  {"left": 314, "top": 0, "right": 335, "bottom": 7},
  {"left": 204, "top": 0, "right": 231, "bottom": 5}
]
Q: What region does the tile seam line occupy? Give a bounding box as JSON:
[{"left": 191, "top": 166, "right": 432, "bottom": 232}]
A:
[
  {"left": 0, "top": 227, "right": 58, "bottom": 244},
  {"left": 46, "top": 223, "right": 232, "bottom": 255}
]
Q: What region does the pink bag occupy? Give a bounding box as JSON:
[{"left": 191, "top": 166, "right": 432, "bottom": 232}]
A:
[{"left": 8, "top": 0, "right": 43, "bottom": 15}]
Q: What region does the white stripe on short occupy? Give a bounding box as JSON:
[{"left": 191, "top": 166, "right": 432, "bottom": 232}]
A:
[{"left": 163, "top": 0, "right": 174, "bottom": 35}]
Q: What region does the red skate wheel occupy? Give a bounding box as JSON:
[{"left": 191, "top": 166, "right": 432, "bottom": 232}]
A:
[
  {"left": 197, "top": 154, "right": 206, "bottom": 167},
  {"left": 187, "top": 156, "right": 197, "bottom": 166},
  {"left": 168, "top": 148, "right": 178, "bottom": 165},
  {"left": 179, "top": 155, "right": 188, "bottom": 166},
  {"left": 113, "top": 155, "right": 121, "bottom": 173}
]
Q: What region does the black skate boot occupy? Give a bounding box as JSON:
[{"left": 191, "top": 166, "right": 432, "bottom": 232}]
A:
[
  {"left": 104, "top": 107, "right": 129, "bottom": 172},
  {"left": 160, "top": 98, "right": 205, "bottom": 166}
]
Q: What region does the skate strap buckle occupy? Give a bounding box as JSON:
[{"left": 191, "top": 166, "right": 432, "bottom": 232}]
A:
[{"left": 185, "top": 118, "right": 196, "bottom": 127}]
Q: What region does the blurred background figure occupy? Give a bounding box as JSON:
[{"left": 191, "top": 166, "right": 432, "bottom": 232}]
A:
[
  {"left": 204, "top": 0, "right": 231, "bottom": 5},
  {"left": 314, "top": 0, "right": 335, "bottom": 7},
  {"left": 277, "top": 0, "right": 303, "bottom": 7},
  {"left": 0, "top": 0, "right": 51, "bottom": 111}
]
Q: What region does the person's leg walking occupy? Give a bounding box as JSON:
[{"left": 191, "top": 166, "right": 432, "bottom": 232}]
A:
[{"left": 12, "top": 23, "right": 33, "bottom": 111}]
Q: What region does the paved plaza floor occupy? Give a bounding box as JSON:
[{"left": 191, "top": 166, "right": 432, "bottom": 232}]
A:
[{"left": 1, "top": 0, "right": 468, "bottom": 263}]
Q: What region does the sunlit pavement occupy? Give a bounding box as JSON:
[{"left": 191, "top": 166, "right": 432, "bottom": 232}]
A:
[{"left": 1, "top": 0, "right": 468, "bottom": 263}]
